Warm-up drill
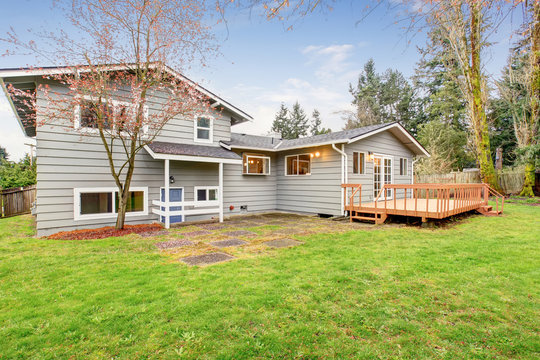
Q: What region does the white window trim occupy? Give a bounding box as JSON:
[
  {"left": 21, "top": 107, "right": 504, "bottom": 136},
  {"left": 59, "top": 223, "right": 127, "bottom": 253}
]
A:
[
  {"left": 243, "top": 154, "right": 271, "bottom": 175},
  {"left": 194, "top": 186, "right": 219, "bottom": 207},
  {"left": 193, "top": 115, "right": 214, "bottom": 144},
  {"left": 352, "top": 151, "right": 366, "bottom": 175},
  {"left": 74, "top": 95, "right": 149, "bottom": 135},
  {"left": 73, "top": 186, "right": 148, "bottom": 221},
  {"left": 284, "top": 153, "right": 312, "bottom": 177},
  {"left": 400, "top": 157, "right": 408, "bottom": 176}
]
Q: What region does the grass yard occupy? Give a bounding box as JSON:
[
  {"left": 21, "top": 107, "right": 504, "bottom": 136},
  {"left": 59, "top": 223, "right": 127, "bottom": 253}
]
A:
[{"left": 0, "top": 205, "right": 539, "bottom": 359}]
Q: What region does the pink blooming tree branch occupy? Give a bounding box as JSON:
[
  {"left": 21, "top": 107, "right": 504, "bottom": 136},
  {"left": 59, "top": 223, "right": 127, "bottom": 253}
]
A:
[{"left": 2, "top": 0, "right": 220, "bottom": 229}]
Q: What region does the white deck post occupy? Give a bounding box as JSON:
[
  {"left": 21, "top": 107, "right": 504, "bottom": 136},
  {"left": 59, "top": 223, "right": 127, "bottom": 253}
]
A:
[
  {"left": 164, "top": 159, "right": 170, "bottom": 229},
  {"left": 218, "top": 162, "right": 224, "bottom": 223}
]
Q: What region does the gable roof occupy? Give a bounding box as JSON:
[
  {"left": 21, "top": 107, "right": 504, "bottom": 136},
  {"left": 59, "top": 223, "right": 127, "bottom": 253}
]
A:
[
  {"left": 222, "top": 122, "right": 430, "bottom": 156},
  {"left": 0, "top": 63, "right": 253, "bottom": 138}
]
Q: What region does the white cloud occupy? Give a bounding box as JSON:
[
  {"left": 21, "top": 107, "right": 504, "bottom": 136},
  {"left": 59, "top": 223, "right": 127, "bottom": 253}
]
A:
[{"left": 217, "top": 43, "right": 368, "bottom": 136}]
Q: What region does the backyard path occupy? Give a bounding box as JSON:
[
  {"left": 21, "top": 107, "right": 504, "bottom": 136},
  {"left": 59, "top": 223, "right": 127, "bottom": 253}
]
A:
[{"left": 152, "top": 213, "right": 376, "bottom": 265}]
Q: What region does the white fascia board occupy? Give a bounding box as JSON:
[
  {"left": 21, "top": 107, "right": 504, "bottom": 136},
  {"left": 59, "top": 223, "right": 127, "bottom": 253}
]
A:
[
  {"left": 218, "top": 141, "right": 232, "bottom": 150},
  {"left": 144, "top": 145, "right": 242, "bottom": 165},
  {"left": 348, "top": 123, "right": 430, "bottom": 157},
  {"left": 0, "top": 78, "right": 33, "bottom": 138}
]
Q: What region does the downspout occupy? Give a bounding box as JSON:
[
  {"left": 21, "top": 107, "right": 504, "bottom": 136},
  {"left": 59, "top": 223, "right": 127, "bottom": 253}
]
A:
[{"left": 332, "top": 143, "right": 348, "bottom": 215}]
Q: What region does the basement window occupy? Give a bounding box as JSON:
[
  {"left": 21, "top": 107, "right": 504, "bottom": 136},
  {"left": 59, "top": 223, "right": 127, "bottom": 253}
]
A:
[
  {"left": 74, "top": 187, "right": 148, "bottom": 221},
  {"left": 194, "top": 186, "right": 219, "bottom": 207},
  {"left": 243, "top": 153, "right": 271, "bottom": 175}
]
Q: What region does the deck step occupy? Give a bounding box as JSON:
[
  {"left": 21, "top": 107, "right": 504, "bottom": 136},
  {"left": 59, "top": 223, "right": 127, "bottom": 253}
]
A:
[
  {"left": 352, "top": 215, "right": 378, "bottom": 222},
  {"left": 480, "top": 205, "right": 493, "bottom": 212}
]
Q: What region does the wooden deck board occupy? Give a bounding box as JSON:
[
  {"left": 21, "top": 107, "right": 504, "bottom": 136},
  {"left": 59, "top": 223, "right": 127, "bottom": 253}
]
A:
[{"left": 347, "top": 198, "right": 484, "bottom": 219}]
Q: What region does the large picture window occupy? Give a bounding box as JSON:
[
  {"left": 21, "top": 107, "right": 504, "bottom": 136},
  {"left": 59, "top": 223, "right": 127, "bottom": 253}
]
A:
[
  {"left": 353, "top": 152, "right": 365, "bottom": 174},
  {"left": 285, "top": 154, "right": 311, "bottom": 176},
  {"left": 243, "top": 153, "right": 271, "bottom": 175},
  {"left": 74, "top": 187, "right": 148, "bottom": 221},
  {"left": 194, "top": 116, "right": 213, "bottom": 143},
  {"left": 75, "top": 97, "right": 148, "bottom": 133}
]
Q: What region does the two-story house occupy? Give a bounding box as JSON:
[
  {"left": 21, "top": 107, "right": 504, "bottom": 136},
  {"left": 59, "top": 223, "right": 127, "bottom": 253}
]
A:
[{"left": 0, "top": 65, "right": 429, "bottom": 236}]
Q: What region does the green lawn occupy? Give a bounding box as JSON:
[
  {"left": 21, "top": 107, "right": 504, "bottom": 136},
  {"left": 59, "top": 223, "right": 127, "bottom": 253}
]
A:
[{"left": 1, "top": 205, "right": 539, "bottom": 359}]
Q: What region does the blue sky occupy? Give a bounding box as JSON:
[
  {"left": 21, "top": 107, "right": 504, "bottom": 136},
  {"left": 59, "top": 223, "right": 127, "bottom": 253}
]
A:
[{"left": 0, "top": 1, "right": 520, "bottom": 160}]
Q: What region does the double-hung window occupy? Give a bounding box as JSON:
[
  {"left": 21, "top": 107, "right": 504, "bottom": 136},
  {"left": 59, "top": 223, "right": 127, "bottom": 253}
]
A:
[
  {"left": 285, "top": 154, "right": 311, "bottom": 176},
  {"left": 353, "top": 152, "right": 366, "bottom": 174},
  {"left": 74, "top": 187, "right": 148, "bottom": 221},
  {"left": 194, "top": 116, "right": 213, "bottom": 143},
  {"left": 194, "top": 186, "right": 219, "bottom": 207},
  {"left": 400, "top": 158, "right": 408, "bottom": 176},
  {"left": 243, "top": 153, "right": 271, "bottom": 175}
]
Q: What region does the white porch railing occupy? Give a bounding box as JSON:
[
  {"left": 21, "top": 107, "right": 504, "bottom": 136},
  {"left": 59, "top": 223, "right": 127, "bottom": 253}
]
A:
[{"left": 152, "top": 200, "right": 220, "bottom": 227}]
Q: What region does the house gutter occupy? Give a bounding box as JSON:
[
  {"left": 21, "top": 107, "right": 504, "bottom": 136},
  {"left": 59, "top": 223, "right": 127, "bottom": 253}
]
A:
[{"left": 331, "top": 143, "right": 348, "bottom": 215}]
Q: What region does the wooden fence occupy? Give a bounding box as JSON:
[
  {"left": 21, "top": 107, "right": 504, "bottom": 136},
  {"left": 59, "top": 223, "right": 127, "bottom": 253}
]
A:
[
  {"left": 415, "top": 168, "right": 525, "bottom": 195},
  {"left": 0, "top": 185, "right": 36, "bottom": 218}
]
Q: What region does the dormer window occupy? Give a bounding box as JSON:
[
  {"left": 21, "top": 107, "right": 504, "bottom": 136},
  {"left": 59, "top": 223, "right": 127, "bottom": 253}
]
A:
[{"left": 194, "top": 116, "right": 213, "bottom": 143}]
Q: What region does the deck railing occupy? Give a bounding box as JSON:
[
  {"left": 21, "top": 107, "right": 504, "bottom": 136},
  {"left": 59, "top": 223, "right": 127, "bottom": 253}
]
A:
[
  {"left": 342, "top": 183, "right": 504, "bottom": 220},
  {"left": 152, "top": 200, "right": 220, "bottom": 227}
]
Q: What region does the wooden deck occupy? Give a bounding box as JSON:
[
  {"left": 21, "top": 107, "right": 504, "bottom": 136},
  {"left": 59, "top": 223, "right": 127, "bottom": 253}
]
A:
[{"left": 342, "top": 183, "right": 504, "bottom": 224}]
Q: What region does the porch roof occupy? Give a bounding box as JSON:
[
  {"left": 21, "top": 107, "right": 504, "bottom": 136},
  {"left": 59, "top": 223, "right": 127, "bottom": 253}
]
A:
[{"left": 145, "top": 141, "right": 242, "bottom": 164}]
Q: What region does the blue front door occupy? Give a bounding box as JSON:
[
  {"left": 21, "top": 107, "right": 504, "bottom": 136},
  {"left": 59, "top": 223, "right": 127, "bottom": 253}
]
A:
[{"left": 161, "top": 188, "right": 183, "bottom": 223}]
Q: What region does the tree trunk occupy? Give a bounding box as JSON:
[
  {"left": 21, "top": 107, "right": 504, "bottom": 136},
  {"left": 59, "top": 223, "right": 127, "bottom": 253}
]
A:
[
  {"left": 520, "top": 2, "right": 540, "bottom": 197},
  {"left": 520, "top": 162, "right": 535, "bottom": 197},
  {"left": 116, "top": 186, "right": 127, "bottom": 229},
  {"left": 469, "top": 3, "right": 501, "bottom": 191}
]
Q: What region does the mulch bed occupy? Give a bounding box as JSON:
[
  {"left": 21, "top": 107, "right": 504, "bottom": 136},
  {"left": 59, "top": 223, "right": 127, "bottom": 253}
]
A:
[
  {"left": 180, "top": 252, "right": 235, "bottom": 266},
  {"left": 47, "top": 224, "right": 164, "bottom": 240},
  {"left": 210, "top": 239, "right": 248, "bottom": 248},
  {"left": 155, "top": 239, "right": 194, "bottom": 250}
]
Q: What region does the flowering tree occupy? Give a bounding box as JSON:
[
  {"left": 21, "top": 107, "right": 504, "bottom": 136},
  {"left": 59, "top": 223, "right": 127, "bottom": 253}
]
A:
[{"left": 2, "top": 0, "right": 219, "bottom": 229}]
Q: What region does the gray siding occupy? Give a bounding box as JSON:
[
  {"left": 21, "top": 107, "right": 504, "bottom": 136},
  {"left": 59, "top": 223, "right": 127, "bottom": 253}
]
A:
[
  {"left": 276, "top": 145, "right": 342, "bottom": 216},
  {"left": 32, "top": 79, "right": 418, "bottom": 236},
  {"left": 223, "top": 151, "right": 277, "bottom": 216},
  {"left": 345, "top": 131, "right": 414, "bottom": 202},
  {"left": 33, "top": 80, "right": 234, "bottom": 236}
]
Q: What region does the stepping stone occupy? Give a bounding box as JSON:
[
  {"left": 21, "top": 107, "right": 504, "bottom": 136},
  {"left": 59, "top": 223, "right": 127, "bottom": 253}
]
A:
[
  {"left": 223, "top": 230, "right": 257, "bottom": 237},
  {"left": 139, "top": 230, "right": 169, "bottom": 238},
  {"left": 155, "top": 239, "right": 194, "bottom": 249},
  {"left": 264, "top": 238, "right": 303, "bottom": 248},
  {"left": 180, "top": 252, "right": 235, "bottom": 266},
  {"left": 181, "top": 230, "right": 212, "bottom": 237},
  {"left": 210, "top": 238, "right": 248, "bottom": 248},
  {"left": 200, "top": 223, "right": 227, "bottom": 230}
]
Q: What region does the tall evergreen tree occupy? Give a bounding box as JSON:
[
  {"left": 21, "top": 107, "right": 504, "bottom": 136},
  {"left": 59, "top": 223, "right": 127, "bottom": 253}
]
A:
[
  {"left": 310, "top": 109, "right": 331, "bottom": 136},
  {"left": 271, "top": 102, "right": 311, "bottom": 139},
  {"left": 0, "top": 146, "right": 8, "bottom": 161},
  {"left": 347, "top": 59, "right": 416, "bottom": 131}
]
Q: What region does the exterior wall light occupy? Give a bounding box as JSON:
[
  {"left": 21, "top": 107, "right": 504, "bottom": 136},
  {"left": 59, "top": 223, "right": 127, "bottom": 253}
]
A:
[{"left": 169, "top": 175, "right": 175, "bottom": 184}]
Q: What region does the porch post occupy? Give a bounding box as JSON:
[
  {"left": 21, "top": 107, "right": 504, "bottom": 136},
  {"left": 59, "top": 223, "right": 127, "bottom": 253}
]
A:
[
  {"left": 218, "top": 162, "right": 224, "bottom": 223},
  {"left": 164, "top": 159, "right": 170, "bottom": 229}
]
